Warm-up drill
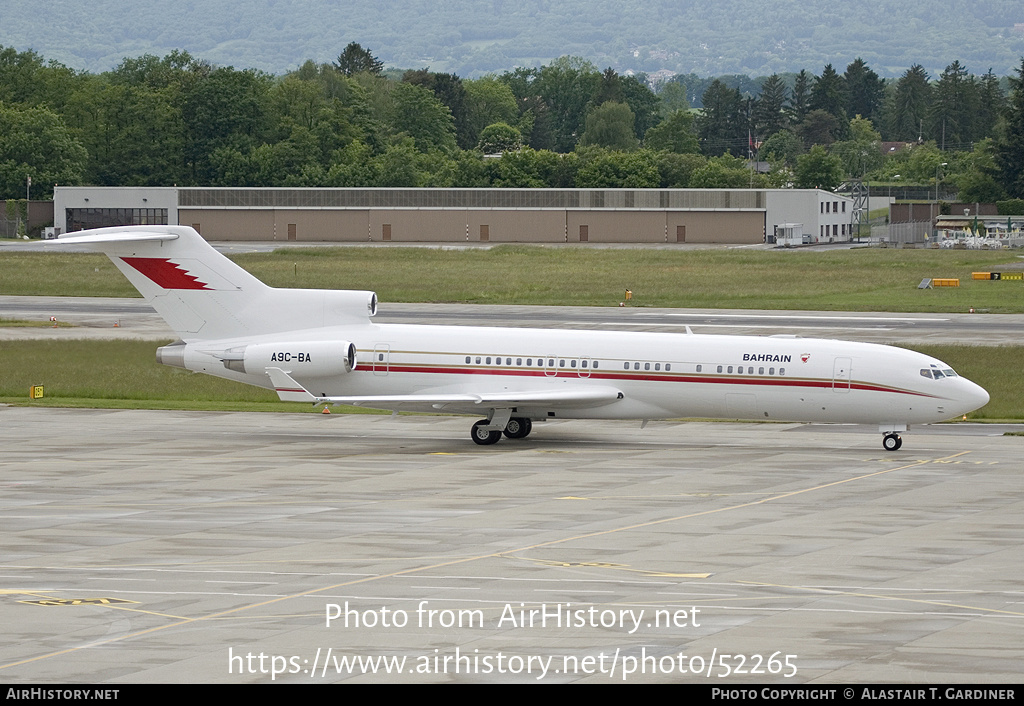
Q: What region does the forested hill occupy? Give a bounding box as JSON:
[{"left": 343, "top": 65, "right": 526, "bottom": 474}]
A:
[{"left": 8, "top": 0, "right": 1024, "bottom": 77}]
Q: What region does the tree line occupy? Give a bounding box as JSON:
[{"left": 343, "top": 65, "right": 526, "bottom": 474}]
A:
[{"left": 1, "top": 43, "right": 1023, "bottom": 204}]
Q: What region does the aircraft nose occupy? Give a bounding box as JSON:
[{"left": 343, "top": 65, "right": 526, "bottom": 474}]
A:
[{"left": 960, "top": 379, "right": 989, "bottom": 414}]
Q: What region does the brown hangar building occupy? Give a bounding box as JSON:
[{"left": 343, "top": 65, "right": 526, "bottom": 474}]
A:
[{"left": 53, "top": 187, "right": 855, "bottom": 245}]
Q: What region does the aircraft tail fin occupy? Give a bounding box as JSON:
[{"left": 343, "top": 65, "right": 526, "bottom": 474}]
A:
[{"left": 52, "top": 226, "right": 377, "bottom": 341}]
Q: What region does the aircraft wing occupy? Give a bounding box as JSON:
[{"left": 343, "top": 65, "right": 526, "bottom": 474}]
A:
[{"left": 265, "top": 368, "right": 623, "bottom": 409}]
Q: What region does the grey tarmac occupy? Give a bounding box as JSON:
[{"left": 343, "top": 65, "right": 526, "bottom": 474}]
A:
[{"left": 0, "top": 408, "right": 1021, "bottom": 683}]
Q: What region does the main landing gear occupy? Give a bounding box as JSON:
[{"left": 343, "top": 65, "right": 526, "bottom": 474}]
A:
[
  {"left": 471, "top": 417, "right": 533, "bottom": 445},
  {"left": 882, "top": 432, "right": 903, "bottom": 451}
]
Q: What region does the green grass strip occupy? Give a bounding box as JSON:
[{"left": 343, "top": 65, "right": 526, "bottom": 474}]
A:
[{"left": 4, "top": 247, "right": 1024, "bottom": 312}]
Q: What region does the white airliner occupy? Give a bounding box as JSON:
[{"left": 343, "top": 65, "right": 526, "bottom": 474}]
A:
[{"left": 53, "top": 225, "right": 989, "bottom": 450}]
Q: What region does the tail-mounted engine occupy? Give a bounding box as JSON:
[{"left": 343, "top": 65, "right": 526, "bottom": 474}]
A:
[
  {"left": 219, "top": 341, "right": 358, "bottom": 376},
  {"left": 157, "top": 340, "right": 358, "bottom": 377}
]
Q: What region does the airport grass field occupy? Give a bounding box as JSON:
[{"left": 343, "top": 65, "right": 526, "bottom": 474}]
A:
[
  {"left": 4, "top": 246, "right": 1024, "bottom": 312},
  {"left": 3, "top": 245, "right": 1024, "bottom": 420}
]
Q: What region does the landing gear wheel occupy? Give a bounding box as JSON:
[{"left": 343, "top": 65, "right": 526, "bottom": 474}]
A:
[
  {"left": 882, "top": 433, "right": 903, "bottom": 451},
  {"left": 503, "top": 417, "right": 533, "bottom": 439},
  {"left": 471, "top": 419, "right": 502, "bottom": 445}
]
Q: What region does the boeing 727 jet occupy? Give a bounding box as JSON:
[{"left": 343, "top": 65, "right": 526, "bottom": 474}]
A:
[{"left": 52, "top": 226, "right": 989, "bottom": 450}]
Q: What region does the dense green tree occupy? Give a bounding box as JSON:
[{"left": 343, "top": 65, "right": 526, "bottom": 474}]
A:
[
  {"left": 333, "top": 42, "right": 383, "bottom": 76},
  {"left": 619, "top": 75, "right": 661, "bottom": 140},
  {"left": 953, "top": 139, "right": 1006, "bottom": 202},
  {"left": 787, "top": 70, "right": 812, "bottom": 125},
  {"left": 810, "top": 64, "right": 848, "bottom": 138},
  {"left": 388, "top": 81, "right": 457, "bottom": 153},
  {"left": 643, "top": 110, "right": 699, "bottom": 154},
  {"left": 579, "top": 101, "right": 638, "bottom": 151},
  {"left": 591, "top": 67, "right": 624, "bottom": 107},
  {"left": 65, "top": 77, "right": 185, "bottom": 185},
  {"left": 760, "top": 129, "right": 802, "bottom": 167},
  {"left": 0, "top": 46, "right": 49, "bottom": 106},
  {"left": 403, "top": 70, "right": 473, "bottom": 149},
  {"left": 0, "top": 103, "right": 87, "bottom": 198},
  {"left": 477, "top": 122, "right": 522, "bottom": 153},
  {"left": 181, "top": 66, "right": 273, "bottom": 182},
  {"left": 975, "top": 70, "right": 1006, "bottom": 142},
  {"left": 690, "top": 155, "right": 761, "bottom": 188},
  {"left": 464, "top": 76, "right": 519, "bottom": 148},
  {"left": 993, "top": 59, "right": 1024, "bottom": 198},
  {"left": 886, "top": 65, "right": 931, "bottom": 142},
  {"left": 654, "top": 151, "right": 706, "bottom": 187},
  {"left": 797, "top": 109, "right": 841, "bottom": 148},
  {"left": 698, "top": 80, "right": 744, "bottom": 156},
  {"left": 574, "top": 149, "right": 659, "bottom": 188},
  {"left": 657, "top": 81, "right": 689, "bottom": 115},
  {"left": 752, "top": 74, "right": 789, "bottom": 139},
  {"left": 530, "top": 56, "right": 601, "bottom": 152},
  {"left": 795, "top": 145, "right": 843, "bottom": 189},
  {"left": 830, "top": 116, "right": 884, "bottom": 177},
  {"left": 929, "top": 61, "right": 977, "bottom": 149},
  {"left": 491, "top": 148, "right": 563, "bottom": 187},
  {"left": 843, "top": 58, "right": 885, "bottom": 125}
]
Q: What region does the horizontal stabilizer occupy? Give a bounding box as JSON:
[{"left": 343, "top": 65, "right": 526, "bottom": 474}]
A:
[{"left": 53, "top": 230, "right": 179, "bottom": 246}]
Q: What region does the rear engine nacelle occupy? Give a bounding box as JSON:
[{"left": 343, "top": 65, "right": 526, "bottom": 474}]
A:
[{"left": 219, "top": 341, "right": 358, "bottom": 377}]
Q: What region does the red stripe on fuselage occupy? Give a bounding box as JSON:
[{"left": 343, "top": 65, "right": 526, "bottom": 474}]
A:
[{"left": 121, "top": 257, "right": 211, "bottom": 290}]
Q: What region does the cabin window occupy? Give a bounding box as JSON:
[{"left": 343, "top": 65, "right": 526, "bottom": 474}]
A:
[
  {"left": 476, "top": 357, "right": 481, "bottom": 364},
  {"left": 717, "top": 365, "right": 723, "bottom": 373},
  {"left": 517, "top": 358, "right": 522, "bottom": 366},
  {"left": 623, "top": 362, "right": 630, "bottom": 370},
  {"left": 748, "top": 367, "right": 754, "bottom": 374},
  {"left": 643, "top": 362, "right": 649, "bottom": 371},
  {"left": 759, "top": 367, "right": 764, "bottom": 375},
  {"left": 593, "top": 361, "right": 599, "bottom": 369},
  {"left": 506, "top": 358, "right": 511, "bottom": 365},
  {"left": 548, "top": 359, "right": 554, "bottom": 367},
  {"left": 581, "top": 360, "right": 588, "bottom": 368},
  {"left": 780, "top": 368, "right": 786, "bottom": 375},
  {"left": 466, "top": 356, "right": 471, "bottom": 364},
  {"left": 559, "top": 359, "right": 565, "bottom": 368},
  {"left": 769, "top": 367, "right": 774, "bottom": 375},
  {"left": 486, "top": 357, "right": 492, "bottom": 364},
  {"left": 634, "top": 362, "right": 640, "bottom": 370},
  {"left": 570, "top": 359, "right": 577, "bottom": 368},
  {"left": 654, "top": 363, "right": 660, "bottom": 371},
  {"left": 728, "top": 366, "right": 733, "bottom": 373},
  {"left": 696, "top": 364, "right": 702, "bottom": 372},
  {"left": 665, "top": 364, "right": 671, "bottom": 371}
]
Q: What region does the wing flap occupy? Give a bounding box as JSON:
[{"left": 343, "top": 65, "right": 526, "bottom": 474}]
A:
[{"left": 265, "top": 368, "right": 623, "bottom": 409}]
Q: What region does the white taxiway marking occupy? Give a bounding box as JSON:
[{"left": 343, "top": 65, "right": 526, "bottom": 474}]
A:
[{"left": 568, "top": 322, "right": 895, "bottom": 331}]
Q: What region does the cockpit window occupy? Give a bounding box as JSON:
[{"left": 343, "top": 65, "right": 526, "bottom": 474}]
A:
[
  {"left": 920, "top": 369, "right": 933, "bottom": 379},
  {"left": 944, "top": 369, "right": 958, "bottom": 377}
]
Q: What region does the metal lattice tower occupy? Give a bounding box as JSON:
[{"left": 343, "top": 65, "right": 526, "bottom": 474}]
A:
[{"left": 850, "top": 179, "right": 868, "bottom": 237}]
